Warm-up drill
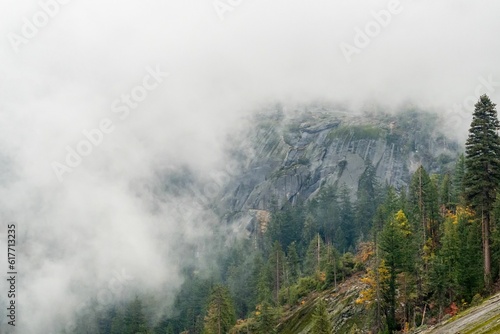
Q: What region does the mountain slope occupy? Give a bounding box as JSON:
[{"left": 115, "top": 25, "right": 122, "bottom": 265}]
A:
[
  {"left": 231, "top": 273, "right": 370, "bottom": 334},
  {"left": 221, "top": 106, "right": 460, "bottom": 226}
]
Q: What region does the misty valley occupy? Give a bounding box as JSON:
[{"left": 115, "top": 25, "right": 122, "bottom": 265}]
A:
[
  {"left": 57, "top": 100, "right": 500, "bottom": 334},
  {"left": 2, "top": 1, "right": 500, "bottom": 334}
]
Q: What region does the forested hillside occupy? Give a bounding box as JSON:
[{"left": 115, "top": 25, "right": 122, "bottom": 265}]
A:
[{"left": 68, "top": 96, "right": 500, "bottom": 334}]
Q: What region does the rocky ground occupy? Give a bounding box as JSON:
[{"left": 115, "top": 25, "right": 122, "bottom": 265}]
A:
[
  {"left": 231, "top": 273, "right": 370, "bottom": 334},
  {"left": 416, "top": 293, "right": 500, "bottom": 334}
]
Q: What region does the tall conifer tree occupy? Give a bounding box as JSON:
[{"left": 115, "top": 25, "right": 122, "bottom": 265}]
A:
[
  {"left": 311, "top": 299, "right": 332, "bottom": 334},
  {"left": 464, "top": 95, "right": 500, "bottom": 288},
  {"left": 203, "top": 285, "right": 236, "bottom": 334}
]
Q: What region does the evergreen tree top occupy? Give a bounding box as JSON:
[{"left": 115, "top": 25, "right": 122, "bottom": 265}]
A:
[{"left": 464, "top": 94, "right": 500, "bottom": 212}]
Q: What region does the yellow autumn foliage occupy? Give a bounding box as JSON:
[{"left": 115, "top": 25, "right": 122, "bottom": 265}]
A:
[
  {"left": 356, "top": 260, "right": 390, "bottom": 306},
  {"left": 446, "top": 206, "right": 476, "bottom": 225},
  {"left": 356, "top": 242, "right": 375, "bottom": 263},
  {"left": 394, "top": 210, "right": 411, "bottom": 237}
]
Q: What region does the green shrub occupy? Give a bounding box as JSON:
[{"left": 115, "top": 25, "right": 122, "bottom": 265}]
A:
[
  {"left": 470, "top": 293, "right": 483, "bottom": 307},
  {"left": 279, "top": 286, "right": 298, "bottom": 305},
  {"left": 296, "top": 276, "right": 319, "bottom": 298},
  {"left": 341, "top": 252, "right": 356, "bottom": 277}
]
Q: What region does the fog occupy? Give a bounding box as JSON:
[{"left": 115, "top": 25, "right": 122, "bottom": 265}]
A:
[{"left": 1, "top": 0, "right": 500, "bottom": 332}]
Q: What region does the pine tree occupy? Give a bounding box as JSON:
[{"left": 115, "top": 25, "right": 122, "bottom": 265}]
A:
[
  {"left": 302, "top": 214, "right": 318, "bottom": 248},
  {"left": 356, "top": 160, "right": 380, "bottom": 238},
  {"left": 408, "top": 165, "right": 440, "bottom": 249},
  {"left": 124, "top": 297, "right": 150, "bottom": 334},
  {"left": 203, "top": 285, "right": 236, "bottom": 334},
  {"left": 305, "top": 234, "right": 326, "bottom": 276},
  {"left": 268, "top": 203, "right": 305, "bottom": 250},
  {"left": 379, "top": 210, "right": 412, "bottom": 333},
  {"left": 339, "top": 184, "right": 356, "bottom": 252},
  {"left": 97, "top": 307, "right": 117, "bottom": 334},
  {"left": 456, "top": 209, "right": 483, "bottom": 300},
  {"left": 464, "top": 94, "right": 500, "bottom": 288},
  {"left": 311, "top": 299, "right": 332, "bottom": 334},
  {"left": 432, "top": 207, "right": 482, "bottom": 308},
  {"left": 252, "top": 253, "right": 272, "bottom": 306},
  {"left": 373, "top": 186, "right": 400, "bottom": 232},
  {"left": 439, "top": 174, "right": 452, "bottom": 210},
  {"left": 452, "top": 154, "right": 466, "bottom": 205},
  {"left": 308, "top": 185, "right": 339, "bottom": 245},
  {"left": 256, "top": 302, "right": 276, "bottom": 334},
  {"left": 269, "top": 241, "right": 285, "bottom": 305},
  {"left": 356, "top": 259, "right": 389, "bottom": 332},
  {"left": 227, "top": 260, "right": 253, "bottom": 318},
  {"left": 174, "top": 276, "right": 213, "bottom": 333},
  {"left": 407, "top": 166, "right": 440, "bottom": 320},
  {"left": 110, "top": 309, "right": 125, "bottom": 334},
  {"left": 325, "top": 242, "right": 340, "bottom": 288},
  {"left": 491, "top": 193, "right": 500, "bottom": 281},
  {"left": 371, "top": 186, "right": 400, "bottom": 332},
  {"left": 287, "top": 241, "right": 300, "bottom": 283}
]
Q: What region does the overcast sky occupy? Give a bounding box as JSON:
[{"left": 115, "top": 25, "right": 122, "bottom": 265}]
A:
[{"left": 1, "top": 0, "right": 500, "bottom": 332}]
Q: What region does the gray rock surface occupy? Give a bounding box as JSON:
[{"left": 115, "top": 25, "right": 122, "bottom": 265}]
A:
[{"left": 220, "top": 107, "right": 459, "bottom": 217}]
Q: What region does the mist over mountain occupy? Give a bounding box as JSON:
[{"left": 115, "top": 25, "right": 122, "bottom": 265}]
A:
[{"left": 1, "top": 1, "right": 500, "bottom": 333}]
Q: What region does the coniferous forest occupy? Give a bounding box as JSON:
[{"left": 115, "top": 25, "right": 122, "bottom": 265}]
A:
[{"left": 68, "top": 96, "right": 500, "bottom": 333}]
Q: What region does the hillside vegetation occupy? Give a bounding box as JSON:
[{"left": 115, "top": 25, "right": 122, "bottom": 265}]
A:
[{"left": 68, "top": 97, "right": 500, "bottom": 334}]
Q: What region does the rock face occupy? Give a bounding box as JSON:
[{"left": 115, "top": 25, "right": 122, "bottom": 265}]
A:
[{"left": 221, "top": 107, "right": 459, "bottom": 218}]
